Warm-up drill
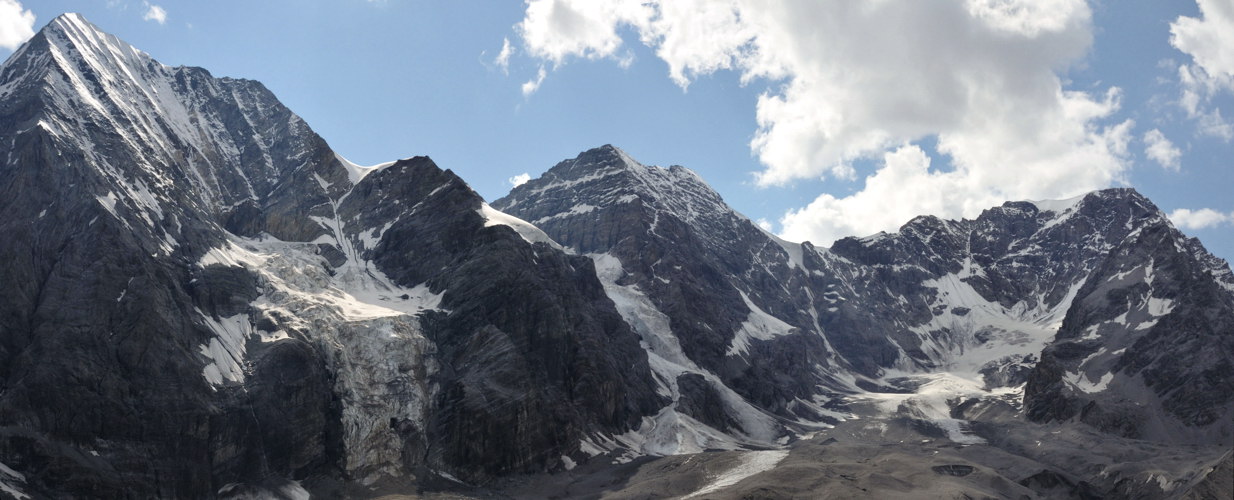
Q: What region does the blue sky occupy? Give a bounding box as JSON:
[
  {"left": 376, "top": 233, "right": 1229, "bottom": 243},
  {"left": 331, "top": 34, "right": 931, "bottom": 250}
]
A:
[{"left": 2, "top": 0, "right": 1231, "bottom": 262}]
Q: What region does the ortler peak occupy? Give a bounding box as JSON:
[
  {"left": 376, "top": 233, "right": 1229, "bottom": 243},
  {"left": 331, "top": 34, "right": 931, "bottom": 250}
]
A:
[{"left": 0, "top": 14, "right": 1230, "bottom": 500}]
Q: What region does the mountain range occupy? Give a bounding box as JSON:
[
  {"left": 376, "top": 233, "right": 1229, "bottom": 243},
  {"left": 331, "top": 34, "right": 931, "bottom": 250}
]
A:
[{"left": 0, "top": 14, "right": 1229, "bottom": 499}]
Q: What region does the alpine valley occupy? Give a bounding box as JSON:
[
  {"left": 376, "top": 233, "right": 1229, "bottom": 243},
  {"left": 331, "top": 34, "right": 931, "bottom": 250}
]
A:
[{"left": 0, "top": 14, "right": 1230, "bottom": 500}]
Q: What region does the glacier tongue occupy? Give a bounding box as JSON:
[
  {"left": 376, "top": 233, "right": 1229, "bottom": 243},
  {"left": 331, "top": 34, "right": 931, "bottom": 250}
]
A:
[
  {"left": 680, "top": 450, "right": 789, "bottom": 499},
  {"left": 196, "top": 234, "right": 441, "bottom": 483}
]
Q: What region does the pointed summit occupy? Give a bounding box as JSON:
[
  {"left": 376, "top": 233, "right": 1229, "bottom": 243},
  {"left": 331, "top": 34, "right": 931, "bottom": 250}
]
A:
[
  {"left": 41, "top": 13, "right": 154, "bottom": 67},
  {"left": 0, "top": 12, "right": 174, "bottom": 135},
  {"left": 42, "top": 12, "right": 114, "bottom": 42},
  {"left": 571, "top": 143, "right": 638, "bottom": 169},
  {"left": 1, "top": 13, "right": 152, "bottom": 88},
  {"left": 495, "top": 145, "right": 726, "bottom": 228},
  {"left": 0, "top": 12, "right": 348, "bottom": 241},
  {"left": 533, "top": 144, "right": 643, "bottom": 183}
]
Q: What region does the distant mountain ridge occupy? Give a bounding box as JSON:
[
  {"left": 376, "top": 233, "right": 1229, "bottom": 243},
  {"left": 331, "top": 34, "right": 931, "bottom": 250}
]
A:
[
  {"left": 495, "top": 145, "right": 1234, "bottom": 450},
  {"left": 0, "top": 13, "right": 1229, "bottom": 499}
]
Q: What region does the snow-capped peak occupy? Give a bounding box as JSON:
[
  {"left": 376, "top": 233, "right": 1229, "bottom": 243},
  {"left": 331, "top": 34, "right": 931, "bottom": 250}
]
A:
[
  {"left": 1, "top": 13, "right": 348, "bottom": 218},
  {"left": 45, "top": 13, "right": 147, "bottom": 61},
  {"left": 1, "top": 14, "right": 138, "bottom": 98},
  {"left": 11, "top": 13, "right": 161, "bottom": 90},
  {"left": 498, "top": 145, "right": 736, "bottom": 230}
]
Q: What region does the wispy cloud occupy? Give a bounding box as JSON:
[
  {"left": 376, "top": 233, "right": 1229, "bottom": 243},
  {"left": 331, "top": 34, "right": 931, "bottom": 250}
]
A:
[
  {"left": 521, "top": 66, "right": 546, "bottom": 97},
  {"left": 495, "top": 37, "right": 514, "bottom": 74},
  {"left": 0, "top": 0, "right": 35, "bottom": 50}
]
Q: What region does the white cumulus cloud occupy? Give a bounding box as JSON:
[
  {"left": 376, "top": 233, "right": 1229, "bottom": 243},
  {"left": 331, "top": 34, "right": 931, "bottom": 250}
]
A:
[
  {"left": 508, "top": 172, "right": 532, "bottom": 187},
  {"left": 1171, "top": 0, "right": 1234, "bottom": 84},
  {"left": 1171, "top": 0, "right": 1234, "bottom": 141},
  {"left": 1169, "top": 208, "right": 1234, "bottom": 230},
  {"left": 780, "top": 145, "right": 959, "bottom": 244},
  {"left": 143, "top": 3, "right": 167, "bottom": 25},
  {"left": 0, "top": 0, "right": 35, "bottom": 50},
  {"left": 1143, "top": 129, "right": 1182, "bottom": 171},
  {"left": 512, "top": 0, "right": 1133, "bottom": 245},
  {"left": 517, "top": 0, "right": 650, "bottom": 66}
]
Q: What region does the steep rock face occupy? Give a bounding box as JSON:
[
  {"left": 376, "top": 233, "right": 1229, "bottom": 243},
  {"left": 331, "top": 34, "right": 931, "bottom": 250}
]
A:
[
  {"left": 0, "top": 14, "right": 345, "bottom": 498},
  {"left": 822, "top": 190, "right": 1155, "bottom": 381},
  {"left": 495, "top": 146, "right": 838, "bottom": 453},
  {"left": 0, "top": 14, "right": 347, "bottom": 244},
  {"left": 1024, "top": 212, "right": 1234, "bottom": 443},
  {"left": 335, "top": 157, "right": 665, "bottom": 480},
  {"left": 0, "top": 15, "right": 663, "bottom": 497}
]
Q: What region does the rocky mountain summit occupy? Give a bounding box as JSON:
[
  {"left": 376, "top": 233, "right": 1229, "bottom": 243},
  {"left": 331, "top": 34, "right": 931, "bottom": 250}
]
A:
[{"left": 0, "top": 14, "right": 1230, "bottom": 500}]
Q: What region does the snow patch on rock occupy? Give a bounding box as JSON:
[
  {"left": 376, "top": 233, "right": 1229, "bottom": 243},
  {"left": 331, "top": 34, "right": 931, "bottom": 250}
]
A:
[
  {"left": 335, "top": 153, "right": 396, "bottom": 185},
  {"left": 727, "top": 291, "right": 797, "bottom": 357},
  {"left": 1066, "top": 370, "right": 1114, "bottom": 393},
  {"left": 199, "top": 313, "right": 251, "bottom": 386},
  {"left": 478, "top": 203, "right": 562, "bottom": 249},
  {"left": 587, "top": 253, "right": 785, "bottom": 460}
]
